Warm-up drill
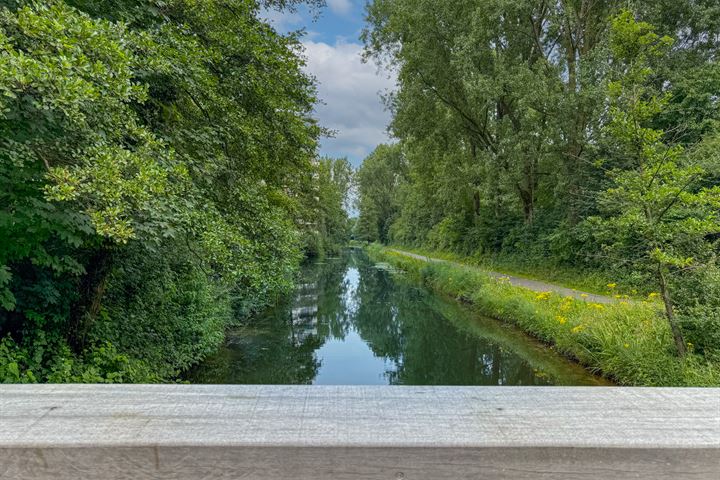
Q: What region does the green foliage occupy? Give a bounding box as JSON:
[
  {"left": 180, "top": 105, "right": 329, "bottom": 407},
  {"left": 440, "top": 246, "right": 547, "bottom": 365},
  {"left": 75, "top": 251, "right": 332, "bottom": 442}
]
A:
[
  {"left": 0, "top": 1, "right": 186, "bottom": 244},
  {"left": 362, "top": 0, "right": 617, "bottom": 241},
  {"left": 360, "top": 0, "right": 720, "bottom": 258},
  {"left": 676, "top": 265, "right": 720, "bottom": 362},
  {"left": 93, "top": 242, "right": 231, "bottom": 378},
  {"left": 356, "top": 144, "right": 406, "bottom": 243},
  {"left": 590, "top": 11, "right": 720, "bottom": 355},
  {"left": 359, "top": 2, "right": 720, "bottom": 372},
  {"left": 0, "top": 0, "right": 334, "bottom": 383},
  {"left": 301, "top": 157, "right": 353, "bottom": 257},
  {"left": 0, "top": 334, "right": 158, "bottom": 383}
]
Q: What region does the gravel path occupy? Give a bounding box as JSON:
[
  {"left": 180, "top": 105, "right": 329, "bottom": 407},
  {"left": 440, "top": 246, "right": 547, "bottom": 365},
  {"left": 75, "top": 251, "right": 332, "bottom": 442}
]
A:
[{"left": 388, "top": 249, "right": 615, "bottom": 304}]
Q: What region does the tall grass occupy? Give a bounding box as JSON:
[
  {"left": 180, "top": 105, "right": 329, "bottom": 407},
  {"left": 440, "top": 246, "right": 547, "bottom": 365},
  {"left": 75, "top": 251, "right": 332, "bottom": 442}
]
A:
[{"left": 369, "top": 245, "right": 720, "bottom": 386}]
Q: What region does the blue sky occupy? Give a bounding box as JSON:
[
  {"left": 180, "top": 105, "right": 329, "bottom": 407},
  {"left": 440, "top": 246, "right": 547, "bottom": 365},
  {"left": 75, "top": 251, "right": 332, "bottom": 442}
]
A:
[{"left": 262, "top": 1, "right": 396, "bottom": 167}]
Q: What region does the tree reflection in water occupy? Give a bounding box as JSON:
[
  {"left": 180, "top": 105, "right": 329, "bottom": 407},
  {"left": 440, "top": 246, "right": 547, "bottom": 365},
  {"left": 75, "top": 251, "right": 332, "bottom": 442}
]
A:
[{"left": 188, "top": 249, "right": 606, "bottom": 386}]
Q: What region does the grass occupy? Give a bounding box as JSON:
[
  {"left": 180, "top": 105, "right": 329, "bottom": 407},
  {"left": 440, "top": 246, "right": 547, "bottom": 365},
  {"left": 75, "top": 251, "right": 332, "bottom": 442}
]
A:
[
  {"left": 385, "top": 244, "right": 635, "bottom": 297},
  {"left": 369, "top": 244, "right": 720, "bottom": 386}
]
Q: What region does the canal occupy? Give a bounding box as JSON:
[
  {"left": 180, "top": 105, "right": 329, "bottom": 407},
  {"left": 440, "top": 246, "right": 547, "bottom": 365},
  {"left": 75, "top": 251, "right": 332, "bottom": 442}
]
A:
[{"left": 188, "top": 248, "right": 607, "bottom": 385}]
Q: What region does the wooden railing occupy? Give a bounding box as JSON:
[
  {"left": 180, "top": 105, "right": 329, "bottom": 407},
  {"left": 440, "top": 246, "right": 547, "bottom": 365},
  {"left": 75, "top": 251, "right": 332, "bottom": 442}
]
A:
[{"left": 1, "top": 385, "right": 719, "bottom": 479}]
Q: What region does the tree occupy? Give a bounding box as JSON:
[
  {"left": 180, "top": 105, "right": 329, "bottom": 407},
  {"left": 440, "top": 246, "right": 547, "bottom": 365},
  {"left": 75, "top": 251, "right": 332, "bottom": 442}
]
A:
[
  {"left": 361, "top": 0, "right": 720, "bottom": 271},
  {"left": 356, "top": 144, "right": 406, "bottom": 243},
  {"left": 302, "top": 157, "right": 353, "bottom": 256},
  {"left": 362, "top": 0, "right": 618, "bottom": 237},
  {"left": 592, "top": 11, "right": 720, "bottom": 356},
  {"left": 0, "top": 0, "right": 328, "bottom": 381},
  {"left": 0, "top": 1, "right": 192, "bottom": 349}
]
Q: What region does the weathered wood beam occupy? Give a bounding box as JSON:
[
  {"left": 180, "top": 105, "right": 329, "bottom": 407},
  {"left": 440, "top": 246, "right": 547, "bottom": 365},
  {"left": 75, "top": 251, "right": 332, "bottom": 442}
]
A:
[{"left": 1, "top": 385, "right": 719, "bottom": 479}]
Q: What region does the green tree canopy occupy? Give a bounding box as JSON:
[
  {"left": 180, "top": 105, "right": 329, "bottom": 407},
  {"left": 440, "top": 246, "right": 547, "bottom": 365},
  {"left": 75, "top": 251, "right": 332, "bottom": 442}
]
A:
[{"left": 0, "top": 0, "right": 344, "bottom": 382}]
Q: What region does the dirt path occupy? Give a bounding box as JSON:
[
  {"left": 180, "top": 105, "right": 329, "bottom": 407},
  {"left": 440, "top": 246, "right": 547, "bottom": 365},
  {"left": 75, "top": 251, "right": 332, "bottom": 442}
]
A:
[{"left": 388, "top": 249, "right": 615, "bottom": 304}]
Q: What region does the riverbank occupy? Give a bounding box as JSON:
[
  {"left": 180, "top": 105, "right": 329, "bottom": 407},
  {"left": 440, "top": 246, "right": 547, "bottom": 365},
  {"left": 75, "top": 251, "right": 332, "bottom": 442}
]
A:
[
  {"left": 368, "top": 245, "right": 720, "bottom": 386},
  {"left": 380, "top": 244, "right": 631, "bottom": 298},
  {"left": 387, "top": 249, "right": 614, "bottom": 304}
]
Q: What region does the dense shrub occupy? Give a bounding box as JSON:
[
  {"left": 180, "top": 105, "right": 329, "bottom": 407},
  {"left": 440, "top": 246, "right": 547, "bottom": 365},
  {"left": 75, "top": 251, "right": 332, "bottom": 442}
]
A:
[
  {"left": 676, "top": 266, "right": 720, "bottom": 362},
  {"left": 0, "top": 334, "right": 158, "bottom": 383},
  {"left": 93, "top": 243, "right": 231, "bottom": 378}
]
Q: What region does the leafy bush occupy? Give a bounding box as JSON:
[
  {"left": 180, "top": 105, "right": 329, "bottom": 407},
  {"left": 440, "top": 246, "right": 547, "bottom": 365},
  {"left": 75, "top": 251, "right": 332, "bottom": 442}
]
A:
[
  {"left": 0, "top": 334, "right": 158, "bottom": 383},
  {"left": 675, "top": 266, "right": 720, "bottom": 362},
  {"left": 93, "top": 243, "right": 231, "bottom": 378}
]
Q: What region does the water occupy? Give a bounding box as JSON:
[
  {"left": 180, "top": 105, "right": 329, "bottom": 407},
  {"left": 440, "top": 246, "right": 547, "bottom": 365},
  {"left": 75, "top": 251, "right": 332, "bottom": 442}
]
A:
[{"left": 187, "top": 248, "right": 607, "bottom": 385}]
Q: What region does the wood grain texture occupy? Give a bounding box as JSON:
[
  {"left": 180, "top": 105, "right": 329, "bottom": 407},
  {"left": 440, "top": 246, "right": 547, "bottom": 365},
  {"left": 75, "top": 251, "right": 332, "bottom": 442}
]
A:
[{"left": 1, "top": 386, "right": 719, "bottom": 479}]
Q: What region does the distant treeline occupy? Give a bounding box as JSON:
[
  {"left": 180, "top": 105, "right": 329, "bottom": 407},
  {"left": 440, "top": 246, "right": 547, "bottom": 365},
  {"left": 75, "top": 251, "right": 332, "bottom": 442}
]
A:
[
  {"left": 357, "top": 1, "right": 720, "bottom": 360},
  {"left": 0, "top": 0, "right": 351, "bottom": 382}
]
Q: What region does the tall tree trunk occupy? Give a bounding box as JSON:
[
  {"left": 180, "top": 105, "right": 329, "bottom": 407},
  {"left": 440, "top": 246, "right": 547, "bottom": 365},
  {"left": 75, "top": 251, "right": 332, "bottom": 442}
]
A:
[
  {"left": 517, "top": 179, "right": 535, "bottom": 225},
  {"left": 473, "top": 190, "right": 481, "bottom": 217},
  {"left": 68, "top": 247, "right": 113, "bottom": 353},
  {"left": 657, "top": 265, "right": 687, "bottom": 357}
]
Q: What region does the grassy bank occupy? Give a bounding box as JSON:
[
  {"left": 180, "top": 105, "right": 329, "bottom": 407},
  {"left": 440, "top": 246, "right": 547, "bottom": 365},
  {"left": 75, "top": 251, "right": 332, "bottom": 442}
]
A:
[
  {"left": 369, "top": 245, "right": 720, "bottom": 386},
  {"left": 383, "top": 244, "right": 633, "bottom": 298}
]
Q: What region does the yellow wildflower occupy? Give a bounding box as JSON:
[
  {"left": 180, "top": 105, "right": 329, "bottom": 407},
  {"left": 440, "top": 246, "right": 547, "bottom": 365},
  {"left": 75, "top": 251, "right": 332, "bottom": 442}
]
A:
[
  {"left": 556, "top": 315, "right": 567, "bottom": 325},
  {"left": 535, "top": 292, "right": 551, "bottom": 301},
  {"left": 571, "top": 325, "right": 585, "bottom": 334},
  {"left": 607, "top": 283, "right": 617, "bottom": 289},
  {"left": 580, "top": 293, "right": 589, "bottom": 298},
  {"left": 590, "top": 303, "right": 605, "bottom": 310},
  {"left": 623, "top": 343, "right": 629, "bottom": 348},
  {"left": 648, "top": 292, "right": 659, "bottom": 299}
]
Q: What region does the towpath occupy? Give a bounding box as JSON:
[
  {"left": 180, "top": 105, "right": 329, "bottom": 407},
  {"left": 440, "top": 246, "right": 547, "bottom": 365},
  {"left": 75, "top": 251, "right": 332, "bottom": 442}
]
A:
[{"left": 388, "top": 249, "right": 615, "bottom": 304}]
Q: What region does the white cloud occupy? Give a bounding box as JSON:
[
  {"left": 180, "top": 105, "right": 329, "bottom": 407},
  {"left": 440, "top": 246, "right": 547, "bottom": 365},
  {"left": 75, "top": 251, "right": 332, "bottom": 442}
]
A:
[
  {"left": 259, "top": 8, "right": 303, "bottom": 31},
  {"left": 327, "top": 0, "right": 353, "bottom": 16},
  {"left": 302, "top": 40, "right": 396, "bottom": 166}
]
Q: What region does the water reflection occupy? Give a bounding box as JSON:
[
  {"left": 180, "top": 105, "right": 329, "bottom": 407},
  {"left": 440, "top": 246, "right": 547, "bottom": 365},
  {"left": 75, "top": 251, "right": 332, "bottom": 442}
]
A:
[{"left": 188, "top": 249, "right": 607, "bottom": 385}]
